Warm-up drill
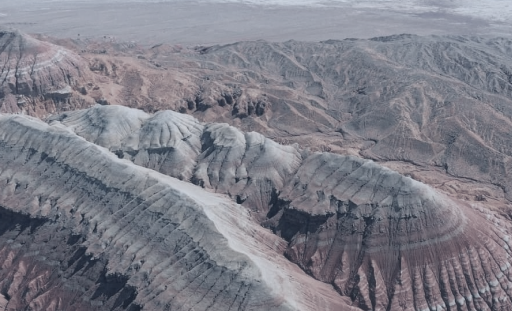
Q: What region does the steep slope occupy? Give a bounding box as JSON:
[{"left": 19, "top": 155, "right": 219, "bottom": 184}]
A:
[
  {"left": 0, "top": 112, "right": 352, "bottom": 311},
  {"left": 272, "top": 153, "right": 512, "bottom": 311},
  {"left": 50, "top": 105, "right": 303, "bottom": 217},
  {"left": 188, "top": 36, "right": 512, "bottom": 204},
  {"left": 66, "top": 35, "right": 512, "bottom": 209},
  {"left": 0, "top": 27, "right": 93, "bottom": 116},
  {"left": 51, "top": 105, "right": 512, "bottom": 310}
]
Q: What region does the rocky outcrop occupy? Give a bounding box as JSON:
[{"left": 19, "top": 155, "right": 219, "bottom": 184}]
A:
[
  {"left": 64, "top": 35, "right": 512, "bottom": 206},
  {"left": 0, "top": 27, "right": 92, "bottom": 116},
  {"left": 2, "top": 32, "right": 510, "bottom": 207},
  {"left": 0, "top": 206, "right": 139, "bottom": 311},
  {"left": 51, "top": 105, "right": 512, "bottom": 310},
  {"left": 190, "top": 37, "right": 512, "bottom": 203},
  {"left": 50, "top": 105, "right": 303, "bottom": 217},
  {"left": 273, "top": 153, "right": 512, "bottom": 311},
  {"left": 0, "top": 112, "right": 352, "bottom": 311}
]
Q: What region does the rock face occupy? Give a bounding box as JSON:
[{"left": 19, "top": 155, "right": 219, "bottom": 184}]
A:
[
  {"left": 273, "top": 153, "right": 512, "bottom": 311},
  {"left": 1, "top": 31, "right": 510, "bottom": 208},
  {"left": 0, "top": 27, "right": 91, "bottom": 116},
  {"left": 49, "top": 105, "right": 512, "bottom": 310},
  {"left": 3, "top": 31, "right": 512, "bottom": 310},
  {"left": 0, "top": 112, "right": 352, "bottom": 311},
  {"left": 62, "top": 35, "right": 512, "bottom": 210},
  {"left": 182, "top": 37, "right": 512, "bottom": 205},
  {"left": 50, "top": 105, "right": 303, "bottom": 217}
]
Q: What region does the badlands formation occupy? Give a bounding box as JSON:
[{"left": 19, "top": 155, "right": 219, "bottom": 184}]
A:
[
  {"left": 0, "top": 29, "right": 512, "bottom": 311},
  {"left": 0, "top": 27, "right": 94, "bottom": 115},
  {"left": 38, "top": 33, "right": 512, "bottom": 212},
  {"left": 48, "top": 105, "right": 512, "bottom": 311}
]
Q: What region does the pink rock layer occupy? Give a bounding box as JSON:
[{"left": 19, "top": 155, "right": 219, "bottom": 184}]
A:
[
  {"left": 52, "top": 105, "right": 512, "bottom": 310},
  {"left": 0, "top": 27, "right": 89, "bottom": 115}
]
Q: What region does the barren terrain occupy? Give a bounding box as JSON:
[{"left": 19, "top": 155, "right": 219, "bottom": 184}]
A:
[
  {"left": 1, "top": 9, "right": 512, "bottom": 311},
  {"left": 33, "top": 32, "right": 512, "bottom": 216}
]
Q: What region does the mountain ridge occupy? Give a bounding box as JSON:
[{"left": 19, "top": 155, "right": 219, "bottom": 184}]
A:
[
  {"left": 0, "top": 111, "right": 352, "bottom": 311},
  {"left": 2, "top": 29, "right": 512, "bottom": 310},
  {"left": 46, "top": 105, "right": 512, "bottom": 310}
]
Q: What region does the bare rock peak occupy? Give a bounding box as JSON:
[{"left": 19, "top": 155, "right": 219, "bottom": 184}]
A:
[
  {"left": 0, "top": 27, "right": 90, "bottom": 115},
  {"left": 0, "top": 112, "right": 351, "bottom": 311},
  {"left": 1, "top": 30, "right": 512, "bottom": 311},
  {"left": 46, "top": 105, "right": 512, "bottom": 310}
]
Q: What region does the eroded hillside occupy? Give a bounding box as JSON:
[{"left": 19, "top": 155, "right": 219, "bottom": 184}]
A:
[
  {"left": 0, "top": 111, "right": 352, "bottom": 311},
  {"left": 2, "top": 29, "right": 512, "bottom": 310},
  {"left": 46, "top": 105, "right": 512, "bottom": 311},
  {"left": 38, "top": 34, "right": 512, "bottom": 215}
]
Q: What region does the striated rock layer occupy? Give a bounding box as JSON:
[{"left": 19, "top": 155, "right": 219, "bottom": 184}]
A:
[
  {"left": 0, "top": 112, "right": 352, "bottom": 311},
  {"left": 4, "top": 31, "right": 512, "bottom": 210},
  {"left": 50, "top": 105, "right": 512, "bottom": 310},
  {"left": 0, "top": 27, "right": 92, "bottom": 116},
  {"left": 73, "top": 35, "right": 512, "bottom": 208}
]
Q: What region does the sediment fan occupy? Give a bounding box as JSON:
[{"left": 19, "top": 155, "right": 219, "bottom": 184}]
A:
[
  {"left": 8, "top": 105, "right": 503, "bottom": 311},
  {"left": 0, "top": 27, "right": 88, "bottom": 114}
]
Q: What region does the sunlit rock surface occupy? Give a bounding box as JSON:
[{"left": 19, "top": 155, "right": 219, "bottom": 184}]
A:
[
  {"left": 0, "top": 27, "right": 91, "bottom": 115},
  {"left": 56, "top": 35, "right": 512, "bottom": 207},
  {"left": 0, "top": 113, "right": 352, "bottom": 311},
  {"left": 50, "top": 105, "right": 512, "bottom": 310},
  {"left": 50, "top": 105, "right": 302, "bottom": 217}
]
